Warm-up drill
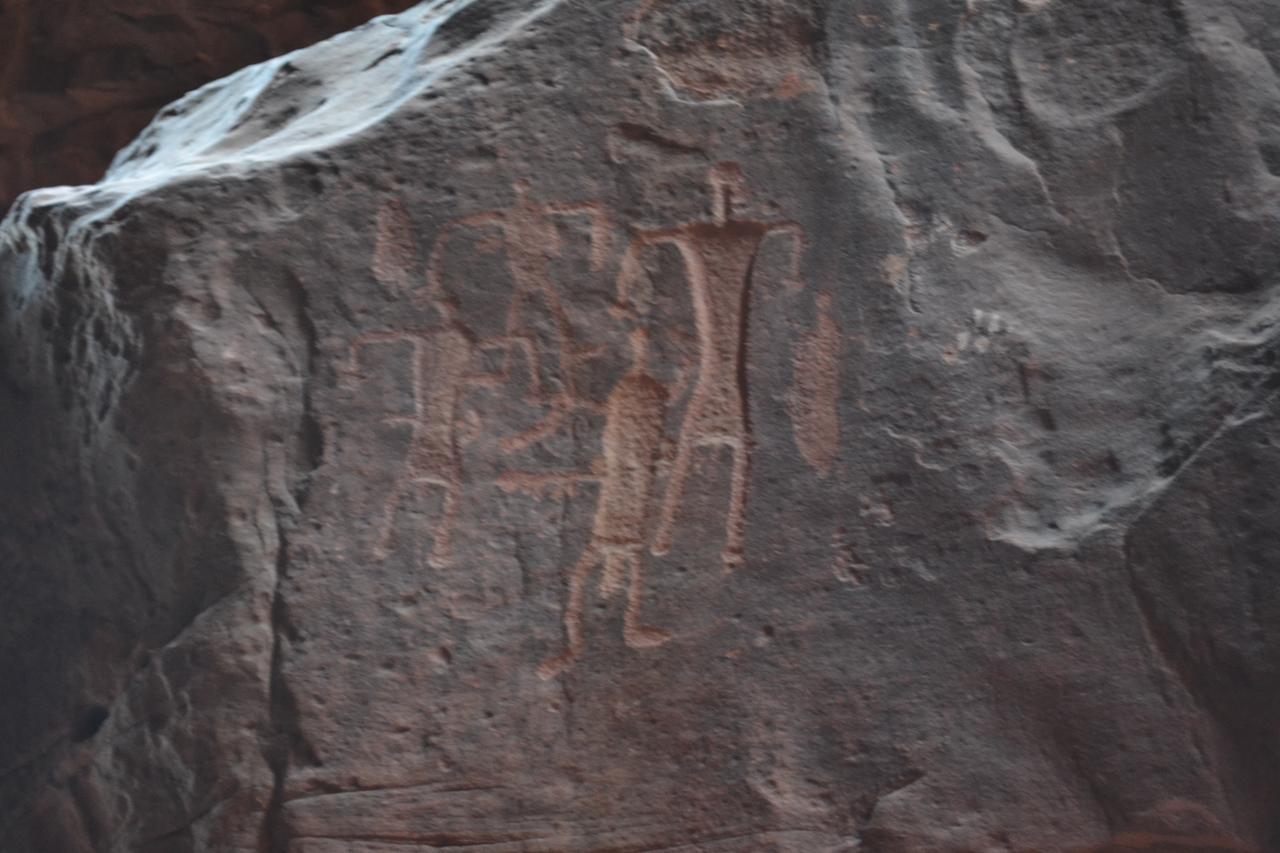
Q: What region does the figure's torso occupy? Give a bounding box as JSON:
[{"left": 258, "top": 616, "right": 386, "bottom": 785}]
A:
[{"left": 671, "top": 221, "right": 772, "bottom": 438}]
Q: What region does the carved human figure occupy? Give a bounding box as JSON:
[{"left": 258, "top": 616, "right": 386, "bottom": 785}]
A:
[
  {"left": 348, "top": 327, "right": 472, "bottom": 568},
  {"left": 423, "top": 180, "right": 613, "bottom": 451},
  {"left": 618, "top": 164, "right": 804, "bottom": 570},
  {"left": 539, "top": 330, "right": 670, "bottom": 680}
]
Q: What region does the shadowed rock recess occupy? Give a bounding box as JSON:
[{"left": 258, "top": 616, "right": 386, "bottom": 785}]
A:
[
  {"left": 2, "top": 0, "right": 1280, "bottom": 849},
  {"left": 0, "top": 0, "right": 419, "bottom": 214}
]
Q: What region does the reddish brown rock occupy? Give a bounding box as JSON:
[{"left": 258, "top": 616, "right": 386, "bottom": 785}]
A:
[
  {"left": 0, "top": 0, "right": 418, "bottom": 214},
  {"left": 3, "top": 0, "right": 1280, "bottom": 850}
]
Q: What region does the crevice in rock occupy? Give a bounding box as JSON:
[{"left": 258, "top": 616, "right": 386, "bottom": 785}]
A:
[
  {"left": 260, "top": 267, "right": 323, "bottom": 853},
  {"left": 260, "top": 521, "right": 304, "bottom": 853},
  {"left": 1123, "top": 476, "right": 1280, "bottom": 843},
  {"left": 613, "top": 122, "right": 705, "bottom": 155},
  {"left": 138, "top": 789, "right": 232, "bottom": 849},
  {"left": 288, "top": 269, "right": 325, "bottom": 508}
]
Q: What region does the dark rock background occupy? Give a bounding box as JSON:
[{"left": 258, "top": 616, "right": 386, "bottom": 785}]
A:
[
  {"left": 2, "top": 0, "right": 1280, "bottom": 850},
  {"left": 0, "top": 0, "right": 418, "bottom": 213}
]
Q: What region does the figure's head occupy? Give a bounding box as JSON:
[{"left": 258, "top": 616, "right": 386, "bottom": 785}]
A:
[{"left": 708, "top": 162, "right": 747, "bottom": 224}]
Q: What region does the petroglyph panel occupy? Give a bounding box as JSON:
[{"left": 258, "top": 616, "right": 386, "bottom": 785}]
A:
[
  {"left": 423, "top": 183, "right": 618, "bottom": 460},
  {"left": 344, "top": 329, "right": 472, "bottom": 568},
  {"left": 618, "top": 164, "right": 807, "bottom": 571},
  {"left": 539, "top": 357, "right": 670, "bottom": 679},
  {"left": 15, "top": 0, "right": 1280, "bottom": 849},
  {"left": 347, "top": 169, "right": 815, "bottom": 677}
]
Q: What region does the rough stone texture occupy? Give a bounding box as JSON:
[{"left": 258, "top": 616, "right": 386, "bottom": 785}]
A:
[
  {"left": 0, "top": 0, "right": 420, "bottom": 214},
  {"left": 3, "top": 0, "right": 1280, "bottom": 850}
]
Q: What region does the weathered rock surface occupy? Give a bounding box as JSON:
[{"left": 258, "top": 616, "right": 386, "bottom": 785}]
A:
[
  {"left": 0, "top": 0, "right": 419, "bottom": 214},
  {"left": 3, "top": 0, "right": 1280, "bottom": 849}
]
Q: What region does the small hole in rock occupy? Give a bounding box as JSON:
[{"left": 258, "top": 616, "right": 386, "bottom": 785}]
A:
[{"left": 72, "top": 705, "right": 110, "bottom": 742}]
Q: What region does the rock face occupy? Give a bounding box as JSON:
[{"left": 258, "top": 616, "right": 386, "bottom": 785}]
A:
[
  {"left": 0, "top": 0, "right": 419, "bottom": 214},
  {"left": 3, "top": 0, "right": 1280, "bottom": 849}
]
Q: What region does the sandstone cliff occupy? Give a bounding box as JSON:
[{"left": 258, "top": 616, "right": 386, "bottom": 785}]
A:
[{"left": 2, "top": 0, "right": 1279, "bottom": 850}]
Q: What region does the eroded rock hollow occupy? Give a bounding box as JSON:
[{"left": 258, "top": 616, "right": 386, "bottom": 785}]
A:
[
  {"left": 0, "top": 0, "right": 419, "bottom": 214},
  {"left": 3, "top": 0, "right": 1280, "bottom": 850}
]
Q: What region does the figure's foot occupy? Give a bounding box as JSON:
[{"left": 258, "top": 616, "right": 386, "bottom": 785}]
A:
[
  {"left": 721, "top": 549, "right": 744, "bottom": 573},
  {"left": 537, "top": 651, "right": 575, "bottom": 680},
  {"left": 426, "top": 541, "right": 453, "bottom": 569},
  {"left": 625, "top": 625, "right": 672, "bottom": 649},
  {"left": 373, "top": 528, "right": 395, "bottom": 561}
]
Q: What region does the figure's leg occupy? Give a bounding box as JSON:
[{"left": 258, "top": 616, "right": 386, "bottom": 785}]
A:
[
  {"left": 425, "top": 478, "right": 459, "bottom": 569},
  {"left": 373, "top": 479, "right": 410, "bottom": 561},
  {"left": 538, "top": 546, "right": 599, "bottom": 680},
  {"left": 651, "top": 426, "right": 696, "bottom": 556},
  {"left": 623, "top": 550, "right": 671, "bottom": 649},
  {"left": 598, "top": 547, "right": 628, "bottom": 600},
  {"left": 723, "top": 439, "right": 749, "bottom": 572}
]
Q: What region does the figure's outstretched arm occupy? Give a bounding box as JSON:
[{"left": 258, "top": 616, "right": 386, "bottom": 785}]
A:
[
  {"left": 615, "top": 229, "right": 682, "bottom": 318},
  {"left": 764, "top": 221, "right": 807, "bottom": 292}
]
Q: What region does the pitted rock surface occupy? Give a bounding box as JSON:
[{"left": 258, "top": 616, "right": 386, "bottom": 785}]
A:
[{"left": 2, "top": 0, "right": 1280, "bottom": 850}]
